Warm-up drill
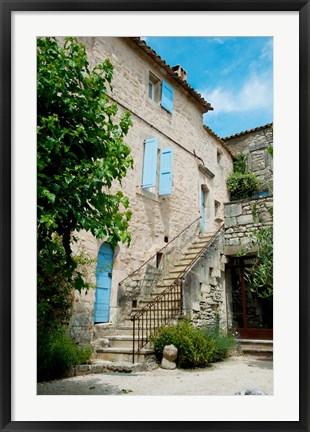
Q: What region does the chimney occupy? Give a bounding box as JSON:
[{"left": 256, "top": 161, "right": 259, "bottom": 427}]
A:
[{"left": 172, "top": 65, "right": 187, "bottom": 82}]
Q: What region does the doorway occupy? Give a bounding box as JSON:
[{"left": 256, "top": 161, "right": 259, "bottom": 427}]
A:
[
  {"left": 200, "top": 185, "right": 209, "bottom": 232},
  {"left": 94, "top": 242, "right": 114, "bottom": 323},
  {"left": 229, "top": 257, "right": 273, "bottom": 339}
]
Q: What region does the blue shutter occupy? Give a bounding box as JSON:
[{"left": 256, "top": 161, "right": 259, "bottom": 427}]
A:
[
  {"left": 159, "top": 148, "right": 173, "bottom": 195},
  {"left": 142, "top": 138, "right": 158, "bottom": 188},
  {"left": 161, "top": 81, "right": 174, "bottom": 113}
]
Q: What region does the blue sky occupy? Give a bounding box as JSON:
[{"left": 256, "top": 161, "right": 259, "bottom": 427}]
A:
[{"left": 142, "top": 37, "right": 273, "bottom": 138}]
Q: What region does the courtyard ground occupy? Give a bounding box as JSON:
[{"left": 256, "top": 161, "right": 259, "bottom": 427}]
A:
[{"left": 37, "top": 354, "right": 273, "bottom": 396}]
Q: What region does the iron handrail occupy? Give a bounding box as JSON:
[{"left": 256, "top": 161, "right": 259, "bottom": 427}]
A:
[
  {"left": 131, "top": 224, "right": 224, "bottom": 362},
  {"left": 131, "top": 224, "right": 223, "bottom": 321},
  {"left": 118, "top": 216, "right": 201, "bottom": 286}
]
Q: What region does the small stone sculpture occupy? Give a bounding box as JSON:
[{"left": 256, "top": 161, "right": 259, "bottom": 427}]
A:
[{"left": 161, "top": 344, "right": 178, "bottom": 370}]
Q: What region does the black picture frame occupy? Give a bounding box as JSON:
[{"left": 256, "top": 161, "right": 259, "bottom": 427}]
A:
[{"left": 1, "top": 1, "right": 309, "bottom": 431}]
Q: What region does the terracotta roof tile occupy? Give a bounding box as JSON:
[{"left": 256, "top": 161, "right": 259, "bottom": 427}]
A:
[
  {"left": 203, "top": 125, "right": 233, "bottom": 157},
  {"left": 221, "top": 123, "right": 273, "bottom": 141},
  {"left": 130, "top": 37, "right": 213, "bottom": 113}
]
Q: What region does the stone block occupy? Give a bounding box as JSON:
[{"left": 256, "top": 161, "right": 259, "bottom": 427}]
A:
[
  {"left": 192, "top": 301, "right": 201, "bottom": 312},
  {"left": 91, "top": 363, "right": 104, "bottom": 374},
  {"left": 220, "top": 255, "right": 229, "bottom": 264},
  {"left": 212, "top": 268, "right": 221, "bottom": 278},
  {"left": 225, "top": 217, "right": 237, "bottom": 228},
  {"left": 75, "top": 364, "right": 91, "bottom": 376},
  {"left": 209, "top": 276, "right": 217, "bottom": 286},
  {"left": 241, "top": 237, "right": 252, "bottom": 246},
  {"left": 229, "top": 238, "right": 240, "bottom": 246},
  {"left": 237, "top": 214, "right": 253, "bottom": 225},
  {"left": 258, "top": 211, "right": 272, "bottom": 223},
  {"left": 96, "top": 338, "right": 109, "bottom": 348},
  {"left": 224, "top": 203, "right": 242, "bottom": 218},
  {"left": 200, "top": 283, "right": 210, "bottom": 294}
]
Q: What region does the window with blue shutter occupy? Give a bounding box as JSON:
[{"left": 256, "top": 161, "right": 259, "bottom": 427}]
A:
[
  {"left": 159, "top": 148, "right": 173, "bottom": 195},
  {"left": 161, "top": 81, "right": 174, "bottom": 113},
  {"left": 142, "top": 138, "right": 158, "bottom": 188}
]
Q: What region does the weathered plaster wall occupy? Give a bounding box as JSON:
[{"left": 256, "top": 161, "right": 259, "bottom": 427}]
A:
[
  {"left": 224, "top": 125, "right": 273, "bottom": 192},
  {"left": 67, "top": 37, "right": 233, "bottom": 343},
  {"left": 224, "top": 196, "right": 273, "bottom": 256}
]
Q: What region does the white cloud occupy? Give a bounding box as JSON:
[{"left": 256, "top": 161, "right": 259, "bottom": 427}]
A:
[
  {"left": 249, "top": 39, "right": 273, "bottom": 72},
  {"left": 201, "top": 72, "right": 273, "bottom": 114},
  {"left": 259, "top": 39, "right": 273, "bottom": 62},
  {"left": 211, "top": 37, "right": 225, "bottom": 45}
]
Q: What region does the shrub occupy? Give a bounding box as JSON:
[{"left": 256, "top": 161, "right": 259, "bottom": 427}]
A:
[
  {"left": 200, "top": 325, "right": 236, "bottom": 363},
  {"left": 227, "top": 171, "right": 260, "bottom": 200},
  {"left": 151, "top": 319, "right": 235, "bottom": 368},
  {"left": 233, "top": 153, "right": 247, "bottom": 174},
  {"left": 37, "top": 329, "right": 92, "bottom": 381}
]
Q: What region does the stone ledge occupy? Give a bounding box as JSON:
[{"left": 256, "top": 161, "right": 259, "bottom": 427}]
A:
[
  {"left": 224, "top": 244, "right": 259, "bottom": 256},
  {"left": 74, "top": 359, "right": 158, "bottom": 376}
]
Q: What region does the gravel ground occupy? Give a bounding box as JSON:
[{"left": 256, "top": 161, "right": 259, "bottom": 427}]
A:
[{"left": 37, "top": 355, "right": 273, "bottom": 396}]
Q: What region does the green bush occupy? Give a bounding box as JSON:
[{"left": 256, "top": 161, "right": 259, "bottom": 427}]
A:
[
  {"left": 233, "top": 153, "right": 247, "bottom": 174},
  {"left": 200, "top": 325, "right": 236, "bottom": 363},
  {"left": 151, "top": 319, "right": 235, "bottom": 368},
  {"left": 38, "top": 329, "right": 92, "bottom": 381},
  {"left": 227, "top": 172, "right": 260, "bottom": 200}
]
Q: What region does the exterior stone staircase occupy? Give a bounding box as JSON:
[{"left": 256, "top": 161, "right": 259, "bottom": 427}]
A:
[{"left": 92, "top": 232, "right": 215, "bottom": 363}]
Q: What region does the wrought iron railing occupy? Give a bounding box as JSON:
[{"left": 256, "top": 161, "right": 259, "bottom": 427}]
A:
[{"left": 131, "top": 224, "right": 224, "bottom": 363}]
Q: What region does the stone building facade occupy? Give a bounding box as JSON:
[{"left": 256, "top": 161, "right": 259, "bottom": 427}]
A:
[
  {"left": 222, "top": 124, "right": 274, "bottom": 339},
  {"left": 67, "top": 38, "right": 273, "bottom": 349},
  {"left": 222, "top": 124, "right": 273, "bottom": 193},
  {"left": 69, "top": 37, "right": 233, "bottom": 345}
]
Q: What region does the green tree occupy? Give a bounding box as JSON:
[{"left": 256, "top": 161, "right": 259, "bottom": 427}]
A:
[
  {"left": 37, "top": 38, "right": 134, "bottom": 379},
  {"left": 37, "top": 37, "right": 133, "bottom": 262},
  {"left": 239, "top": 226, "right": 273, "bottom": 298}
]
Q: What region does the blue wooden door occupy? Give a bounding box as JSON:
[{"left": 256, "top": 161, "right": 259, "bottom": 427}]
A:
[
  {"left": 94, "top": 243, "right": 114, "bottom": 323},
  {"left": 201, "top": 189, "right": 205, "bottom": 232}
]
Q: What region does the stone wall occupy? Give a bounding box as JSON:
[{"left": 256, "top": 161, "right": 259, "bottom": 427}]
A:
[
  {"left": 224, "top": 125, "right": 273, "bottom": 192},
  {"left": 183, "top": 231, "right": 228, "bottom": 330},
  {"left": 224, "top": 196, "right": 273, "bottom": 256}
]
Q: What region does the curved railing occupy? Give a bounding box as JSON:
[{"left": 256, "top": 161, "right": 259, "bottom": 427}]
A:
[{"left": 131, "top": 224, "right": 224, "bottom": 363}]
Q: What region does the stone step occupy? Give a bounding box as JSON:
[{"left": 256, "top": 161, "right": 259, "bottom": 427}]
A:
[
  {"left": 172, "top": 263, "right": 188, "bottom": 270},
  {"left": 169, "top": 269, "right": 186, "bottom": 275},
  {"left": 94, "top": 325, "right": 134, "bottom": 337},
  {"left": 193, "top": 237, "right": 212, "bottom": 245},
  {"left": 162, "top": 276, "right": 179, "bottom": 283},
  {"left": 184, "top": 251, "right": 201, "bottom": 257},
  {"left": 138, "top": 297, "right": 181, "bottom": 305},
  {"left": 124, "top": 315, "right": 183, "bottom": 327},
  {"left": 187, "top": 245, "right": 205, "bottom": 252},
  {"left": 130, "top": 310, "right": 182, "bottom": 320},
  {"left": 150, "top": 292, "right": 181, "bottom": 300},
  {"left": 199, "top": 232, "right": 215, "bottom": 238},
  {"left": 95, "top": 347, "right": 155, "bottom": 363},
  {"left": 238, "top": 339, "right": 273, "bottom": 357},
  {"left": 101, "top": 335, "right": 147, "bottom": 349}
]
